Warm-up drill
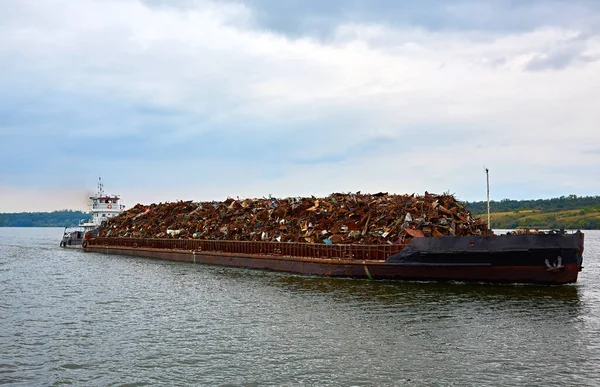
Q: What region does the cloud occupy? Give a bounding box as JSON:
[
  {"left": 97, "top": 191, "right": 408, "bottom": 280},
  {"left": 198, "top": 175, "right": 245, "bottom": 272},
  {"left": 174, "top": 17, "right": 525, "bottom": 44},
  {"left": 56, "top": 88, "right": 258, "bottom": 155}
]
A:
[
  {"left": 1, "top": 0, "right": 600, "bottom": 211},
  {"left": 525, "top": 34, "right": 599, "bottom": 71},
  {"left": 146, "top": 0, "right": 600, "bottom": 38}
]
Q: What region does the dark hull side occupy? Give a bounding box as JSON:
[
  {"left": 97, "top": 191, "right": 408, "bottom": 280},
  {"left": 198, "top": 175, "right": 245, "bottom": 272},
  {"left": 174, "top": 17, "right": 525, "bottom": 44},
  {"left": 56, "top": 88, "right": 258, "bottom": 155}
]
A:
[
  {"left": 388, "top": 232, "right": 584, "bottom": 267},
  {"left": 84, "top": 232, "right": 584, "bottom": 285}
]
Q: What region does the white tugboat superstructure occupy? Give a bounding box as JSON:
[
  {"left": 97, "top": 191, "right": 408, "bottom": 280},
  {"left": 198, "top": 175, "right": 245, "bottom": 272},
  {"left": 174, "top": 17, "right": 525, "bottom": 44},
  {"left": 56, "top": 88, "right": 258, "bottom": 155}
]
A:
[
  {"left": 80, "top": 177, "right": 125, "bottom": 231},
  {"left": 60, "top": 178, "right": 125, "bottom": 248}
]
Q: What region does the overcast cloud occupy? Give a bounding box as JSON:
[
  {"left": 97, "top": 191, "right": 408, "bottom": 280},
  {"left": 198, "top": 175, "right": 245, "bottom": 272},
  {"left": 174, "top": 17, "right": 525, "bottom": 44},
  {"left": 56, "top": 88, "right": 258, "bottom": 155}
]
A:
[{"left": 1, "top": 0, "right": 599, "bottom": 211}]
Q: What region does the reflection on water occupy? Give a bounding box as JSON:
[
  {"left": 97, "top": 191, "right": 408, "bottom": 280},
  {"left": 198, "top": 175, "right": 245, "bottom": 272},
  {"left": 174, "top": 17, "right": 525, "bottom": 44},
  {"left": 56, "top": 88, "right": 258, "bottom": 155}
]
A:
[
  {"left": 1, "top": 228, "right": 599, "bottom": 386},
  {"left": 276, "top": 274, "right": 582, "bottom": 304}
]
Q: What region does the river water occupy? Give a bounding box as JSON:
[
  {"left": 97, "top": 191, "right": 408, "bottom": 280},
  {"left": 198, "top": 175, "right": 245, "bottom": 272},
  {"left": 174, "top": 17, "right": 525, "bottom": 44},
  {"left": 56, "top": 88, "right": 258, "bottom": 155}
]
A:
[{"left": 1, "top": 228, "right": 599, "bottom": 386}]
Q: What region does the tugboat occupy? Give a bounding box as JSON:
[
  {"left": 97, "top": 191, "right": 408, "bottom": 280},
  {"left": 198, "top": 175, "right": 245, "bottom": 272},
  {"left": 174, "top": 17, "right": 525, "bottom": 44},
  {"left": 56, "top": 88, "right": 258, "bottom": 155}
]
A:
[{"left": 60, "top": 178, "right": 125, "bottom": 248}]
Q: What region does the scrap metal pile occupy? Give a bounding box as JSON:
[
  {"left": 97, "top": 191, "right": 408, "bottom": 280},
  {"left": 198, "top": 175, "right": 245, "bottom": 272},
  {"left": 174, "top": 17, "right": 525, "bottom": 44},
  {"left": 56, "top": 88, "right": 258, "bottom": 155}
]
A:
[{"left": 99, "top": 192, "right": 489, "bottom": 244}]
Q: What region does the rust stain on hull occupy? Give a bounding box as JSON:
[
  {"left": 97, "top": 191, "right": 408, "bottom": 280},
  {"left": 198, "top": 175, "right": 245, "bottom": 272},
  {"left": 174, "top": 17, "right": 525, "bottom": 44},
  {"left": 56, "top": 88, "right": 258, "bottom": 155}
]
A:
[{"left": 85, "top": 245, "right": 580, "bottom": 285}]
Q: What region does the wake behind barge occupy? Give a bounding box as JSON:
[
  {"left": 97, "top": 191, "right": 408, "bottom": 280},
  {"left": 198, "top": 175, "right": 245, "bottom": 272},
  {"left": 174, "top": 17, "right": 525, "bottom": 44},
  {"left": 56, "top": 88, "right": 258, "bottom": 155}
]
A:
[{"left": 84, "top": 231, "right": 584, "bottom": 284}]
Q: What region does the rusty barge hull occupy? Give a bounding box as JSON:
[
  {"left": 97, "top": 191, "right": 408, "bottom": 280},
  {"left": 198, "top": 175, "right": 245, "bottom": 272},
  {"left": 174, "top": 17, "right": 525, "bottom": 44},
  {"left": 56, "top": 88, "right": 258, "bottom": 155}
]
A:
[
  {"left": 85, "top": 232, "right": 584, "bottom": 285},
  {"left": 84, "top": 245, "right": 581, "bottom": 284}
]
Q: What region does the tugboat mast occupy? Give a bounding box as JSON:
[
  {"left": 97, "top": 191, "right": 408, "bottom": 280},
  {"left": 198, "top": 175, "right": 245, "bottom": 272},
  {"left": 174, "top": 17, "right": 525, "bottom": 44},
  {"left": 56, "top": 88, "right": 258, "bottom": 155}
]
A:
[{"left": 97, "top": 176, "right": 104, "bottom": 197}]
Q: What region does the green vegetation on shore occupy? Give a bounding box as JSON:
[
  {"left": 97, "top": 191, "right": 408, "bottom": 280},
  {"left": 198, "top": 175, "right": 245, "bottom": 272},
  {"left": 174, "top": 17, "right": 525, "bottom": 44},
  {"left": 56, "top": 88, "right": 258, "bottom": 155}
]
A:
[
  {"left": 467, "top": 195, "right": 600, "bottom": 229},
  {"left": 0, "top": 211, "right": 89, "bottom": 227}
]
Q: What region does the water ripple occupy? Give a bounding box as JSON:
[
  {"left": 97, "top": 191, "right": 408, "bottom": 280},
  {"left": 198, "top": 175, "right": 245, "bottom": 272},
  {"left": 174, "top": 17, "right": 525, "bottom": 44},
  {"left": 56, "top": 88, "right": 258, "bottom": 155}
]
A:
[{"left": 1, "top": 227, "right": 599, "bottom": 386}]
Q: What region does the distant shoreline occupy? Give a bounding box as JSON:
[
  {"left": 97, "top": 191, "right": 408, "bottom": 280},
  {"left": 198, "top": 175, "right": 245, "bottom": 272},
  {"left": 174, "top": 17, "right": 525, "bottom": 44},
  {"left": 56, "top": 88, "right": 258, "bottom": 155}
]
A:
[
  {"left": 0, "top": 210, "right": 88, "bottom": 228},
  {"left": 469, "top": 195, "right": 600, "bottom": 229}
]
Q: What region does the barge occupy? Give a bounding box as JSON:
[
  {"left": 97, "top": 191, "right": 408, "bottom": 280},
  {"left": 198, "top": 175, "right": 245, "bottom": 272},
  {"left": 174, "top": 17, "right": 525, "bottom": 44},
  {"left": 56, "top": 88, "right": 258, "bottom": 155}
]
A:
[
  {"left": 79, "top": 192, "right": 585, "bottom": 284},
  {"left": 84, "top": 231, "right": 584, "bottom": 284}
]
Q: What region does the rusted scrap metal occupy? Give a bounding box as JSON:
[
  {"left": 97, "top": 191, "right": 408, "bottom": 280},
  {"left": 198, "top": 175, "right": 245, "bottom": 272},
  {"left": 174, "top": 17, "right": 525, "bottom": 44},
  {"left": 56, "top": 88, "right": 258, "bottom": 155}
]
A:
[{"left": 98, "top": 192, "right": 489, "bottom": 244}]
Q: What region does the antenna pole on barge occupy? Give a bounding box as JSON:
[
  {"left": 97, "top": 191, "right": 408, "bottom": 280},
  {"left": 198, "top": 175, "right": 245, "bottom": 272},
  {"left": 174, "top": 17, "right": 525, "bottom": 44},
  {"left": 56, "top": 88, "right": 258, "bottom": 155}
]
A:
[{"left": 485, "top": 167, "right": 491, "bottom": 232}]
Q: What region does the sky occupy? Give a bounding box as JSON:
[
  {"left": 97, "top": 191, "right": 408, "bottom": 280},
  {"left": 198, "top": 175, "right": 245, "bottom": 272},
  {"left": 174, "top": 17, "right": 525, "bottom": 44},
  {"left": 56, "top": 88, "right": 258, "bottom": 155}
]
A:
[{"left": 1, "top": 0, "right": 599, "bottom": 212}]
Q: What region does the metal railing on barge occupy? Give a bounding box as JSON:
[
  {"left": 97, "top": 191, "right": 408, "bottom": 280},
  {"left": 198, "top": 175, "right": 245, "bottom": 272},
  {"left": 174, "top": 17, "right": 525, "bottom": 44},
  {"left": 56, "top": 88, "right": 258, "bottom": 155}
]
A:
[{"left": 89, "top": 237, "right": 405, "bottom": 261}]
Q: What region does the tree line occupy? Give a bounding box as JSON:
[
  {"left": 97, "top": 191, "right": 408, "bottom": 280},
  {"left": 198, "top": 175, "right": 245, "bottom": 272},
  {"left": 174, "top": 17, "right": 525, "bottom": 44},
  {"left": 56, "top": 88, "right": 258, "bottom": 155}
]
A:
[
  {"left": 466, "top": 195, "right": 600, "bottom": 215},
  {"left": 466, "top": 195, "right": 600, "bottom": 229},
  {"left": 0, "top": 210, "right": 90, "bottom": 227}
]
